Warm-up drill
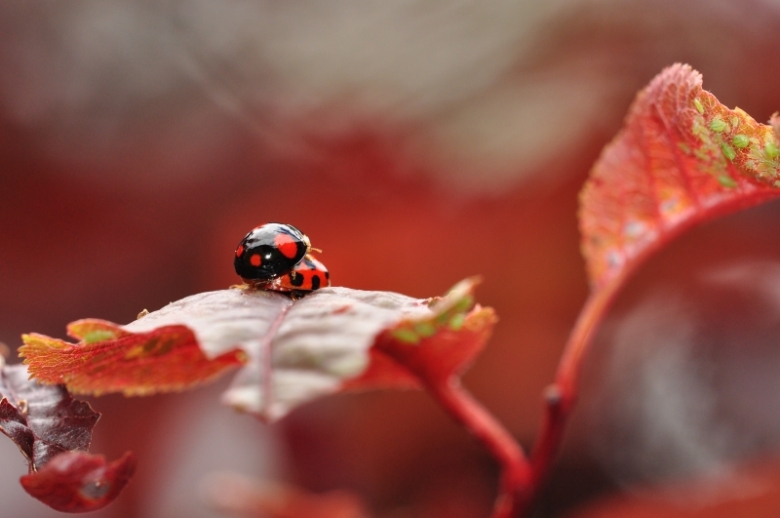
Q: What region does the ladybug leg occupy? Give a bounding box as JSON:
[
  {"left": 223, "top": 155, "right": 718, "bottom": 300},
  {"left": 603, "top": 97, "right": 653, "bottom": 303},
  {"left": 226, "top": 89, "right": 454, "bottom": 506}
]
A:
[{"left": 236, "top": 280, "right": 274, "bottom": 292}]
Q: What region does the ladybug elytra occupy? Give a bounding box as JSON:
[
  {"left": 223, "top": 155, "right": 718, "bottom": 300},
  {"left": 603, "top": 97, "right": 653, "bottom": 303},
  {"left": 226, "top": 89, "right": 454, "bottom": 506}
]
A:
[
  {"left": 261, "top": 254, "right": 330, "bottom": 295},
  {"left": 234, "top": 223, "right": 311, "bottom": 282},
  {"left": 234, "top": 222, "right": 330, "bottom": 297}
]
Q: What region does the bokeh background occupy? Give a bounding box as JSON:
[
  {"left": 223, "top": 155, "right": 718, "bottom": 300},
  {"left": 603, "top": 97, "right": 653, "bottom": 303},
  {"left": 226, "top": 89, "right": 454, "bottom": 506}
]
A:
[{"left": 3, "top": 1, "right": 780, "bottom": 517}]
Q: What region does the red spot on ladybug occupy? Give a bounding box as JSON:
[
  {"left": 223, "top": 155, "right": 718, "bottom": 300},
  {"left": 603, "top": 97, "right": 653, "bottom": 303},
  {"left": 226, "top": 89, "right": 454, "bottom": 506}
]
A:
[
  {"left": 236, "top": 244, "right": 244, "bottom": 257},
  {"left": 274, "top": 233, "right": 299, "bottom": 260},
  {"left": 249, "top": 254, "right": 262, "bottom": 267}
]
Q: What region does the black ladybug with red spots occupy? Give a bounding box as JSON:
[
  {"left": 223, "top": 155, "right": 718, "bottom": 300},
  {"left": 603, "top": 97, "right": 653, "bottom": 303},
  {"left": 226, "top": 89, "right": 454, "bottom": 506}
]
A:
[
  {"left": 234, "top": 223, "right": 330, "bottom": 295},
  {"left": 234, "top": 223, "right": 311, "bottom": 281}
]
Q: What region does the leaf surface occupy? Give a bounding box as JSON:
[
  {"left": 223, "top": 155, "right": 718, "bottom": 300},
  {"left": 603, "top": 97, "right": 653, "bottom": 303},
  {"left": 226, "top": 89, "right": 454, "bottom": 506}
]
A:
[
  {"left": 0, "top": 363, "right": 134, "bottom": 512},
  {"left": 581, "top": 63, "right": 780, "bottom": 289},
  {"left": 21, "top": 280, "right": 494, "bottom": 421}
]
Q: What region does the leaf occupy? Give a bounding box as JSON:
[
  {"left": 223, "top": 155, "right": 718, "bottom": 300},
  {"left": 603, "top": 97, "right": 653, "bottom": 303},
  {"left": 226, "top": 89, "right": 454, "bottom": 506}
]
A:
[
  {"left": 0, "top": 362, "right": 134, "bottom": 512},
  {"left": 0, "top": 363, "right": 97, "bottom": 470},
  {"left": 225, "top": 278, "right": 496, "bottom": 420},
  {"left": 537, "top": 66, "right": 780, "bottom": 492},
  {"left": 345, "top": 277, "right": 497, "bottom": 386},
  {"left": 21, "top": 451, "right": 136, "bottom": 513},
  {"left": 220, "top": 286, "right": 434, "bottom": 420},
  {"left": 581, "top": 63, "right": 780, "bottom": 289},
  {"left": 21, "top": 280, "right": 495, "bottom": 421},
  {"left": 21, "top": 317, "right": 247, "bottom": 395}
]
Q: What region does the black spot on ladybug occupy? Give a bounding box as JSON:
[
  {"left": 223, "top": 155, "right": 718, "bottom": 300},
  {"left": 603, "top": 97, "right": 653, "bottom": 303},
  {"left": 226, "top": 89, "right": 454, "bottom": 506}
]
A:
[
  {"left": 311, "top": 275, "right": 321, "bottom": 290},
  {"left": 324, "top": 270, "right": 330, "bottom": 280},
  {"left": 289, "top": 271, "right": 305, "bottom": 287}
]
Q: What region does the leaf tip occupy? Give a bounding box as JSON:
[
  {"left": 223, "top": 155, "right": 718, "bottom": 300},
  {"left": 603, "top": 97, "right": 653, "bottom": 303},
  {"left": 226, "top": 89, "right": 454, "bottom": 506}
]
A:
[{"left": 20, "top": 451, "right": 136, "bottom": 513}]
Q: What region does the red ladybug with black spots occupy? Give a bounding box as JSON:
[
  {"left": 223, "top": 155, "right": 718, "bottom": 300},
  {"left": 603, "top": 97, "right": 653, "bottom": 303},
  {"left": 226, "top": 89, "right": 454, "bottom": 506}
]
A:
[
  {"left": 234, "top": 223, "right": 311, "bottom": 282},
  {"left": 262, "top": 254, "right": 330, "bottom": 295}
]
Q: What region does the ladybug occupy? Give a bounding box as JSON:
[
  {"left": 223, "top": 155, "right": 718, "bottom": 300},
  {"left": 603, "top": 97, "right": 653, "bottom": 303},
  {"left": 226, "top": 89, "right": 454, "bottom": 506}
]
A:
[
  {"left": 259, "top": 254, "right": 330, "bottom": 296},
  {"left": 234, "top": 223, "right": 312, "bottom": 282}
]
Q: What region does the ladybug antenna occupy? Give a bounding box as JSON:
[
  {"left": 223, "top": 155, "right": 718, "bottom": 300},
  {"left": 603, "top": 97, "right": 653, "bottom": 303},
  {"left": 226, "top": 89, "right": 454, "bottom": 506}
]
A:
[{"left": 302, "top": 234, "right": 320, "bottom": 254}]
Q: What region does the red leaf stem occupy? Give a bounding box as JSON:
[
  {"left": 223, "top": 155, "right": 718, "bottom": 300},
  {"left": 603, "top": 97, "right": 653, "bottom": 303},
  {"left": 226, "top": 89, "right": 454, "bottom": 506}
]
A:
[
  {"left": 366, "top": 283, "right": 531, "bottom": 517},
  {"left": 425, "top": 377, "right": 532, "bottom": 518},
  {"left": 522, "top": 280, "right": 622, "bottom": 515},
  {"left": 525, "top": 154, "right": 780, "bottom": 516}
]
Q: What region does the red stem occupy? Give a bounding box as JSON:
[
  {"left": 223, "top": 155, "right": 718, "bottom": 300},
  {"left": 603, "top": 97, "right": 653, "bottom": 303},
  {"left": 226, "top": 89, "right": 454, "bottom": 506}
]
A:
[
  {"left": 518, "top": 194, "right": 780, "bottom": 513},
  {"left": 421, "top": 278, "right": 622, "bottom": 517},
  {"left": 425, "top": 376, "right": 532, "bottom": 518},
  {"left": 420, "top": 274, "right": 624, "bottom": 517},
  {"left": 520, "top": 278, "right": 623, "bottom": 515}
]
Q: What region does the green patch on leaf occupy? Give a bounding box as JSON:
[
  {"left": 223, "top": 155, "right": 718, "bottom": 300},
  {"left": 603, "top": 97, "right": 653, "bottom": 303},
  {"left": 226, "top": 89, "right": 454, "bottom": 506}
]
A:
[
  {"left": 580, "top": 64, "right": 780, "bottom": 288},
  {"left": 392, "top": 328, "right": 420, "bottom": 345},
  {"left": 454, "top": 295, "right": 474, "bottom": 314},
  {"left": 414, "top": 322, "right": 436, "bottom": 338},
  {"left": 82, "top": 330, "right": 119, "bottom": 344},
  {"left": 721, "top": 143, "right": 736, "bottom": 161},
  {"left": 709, "top": 117, "right": 728, "bottom": 133},
  {"left": 732, "top": 134, "right": 750, "bottom": 148},
  {"left": 766, "top": 140, "right": 780, "bottom": 159},
  {"left": 718, "top": 175, "right": 738, "bottom": 188},
  {"left": 449, "top": 313, "right": 466, "bottom": 331}
]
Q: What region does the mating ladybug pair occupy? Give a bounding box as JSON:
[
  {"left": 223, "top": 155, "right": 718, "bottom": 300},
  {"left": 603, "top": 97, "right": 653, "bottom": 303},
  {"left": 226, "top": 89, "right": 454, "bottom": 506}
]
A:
[{"left": 234, "top": 223, "right": 330, "bottom": 296}]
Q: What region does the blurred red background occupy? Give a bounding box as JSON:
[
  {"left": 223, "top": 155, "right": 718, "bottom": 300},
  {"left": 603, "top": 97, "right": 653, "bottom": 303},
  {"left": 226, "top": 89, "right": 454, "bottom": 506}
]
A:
[{"left": 4, "top": 1, "right": 780, "bottom": 517}]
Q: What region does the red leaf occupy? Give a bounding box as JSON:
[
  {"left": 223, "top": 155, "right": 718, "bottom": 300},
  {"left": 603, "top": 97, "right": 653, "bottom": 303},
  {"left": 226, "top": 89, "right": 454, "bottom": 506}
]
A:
[
  {"left": 581, "top": 63, "right": 780, "bottom": 289},
  {"left": 20, "top": 280, "right": 494, "bottom": 422},
  {"left": 20, "top": 451, "right": 135, "bottom": 513},
  {"left": 219, "top": 279, "right": 493, "bottom": 420},
  {"left": 0, "top": 363, "right": 98, "bottom": 470},
  {"left": 534, "top": 66, "right": 780, "bottom": 500},
  {"left": 0, "top": 363, "right": 134, "bottom": 512},
  {"left": 220, "top": 286, "right": 437, "bottom": 420},
  {"left": 21, "top": 318, "right": 246, "bottom": 395},
  {"left": 346, "top": 278, "right": 497, "bottom": 387}
]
